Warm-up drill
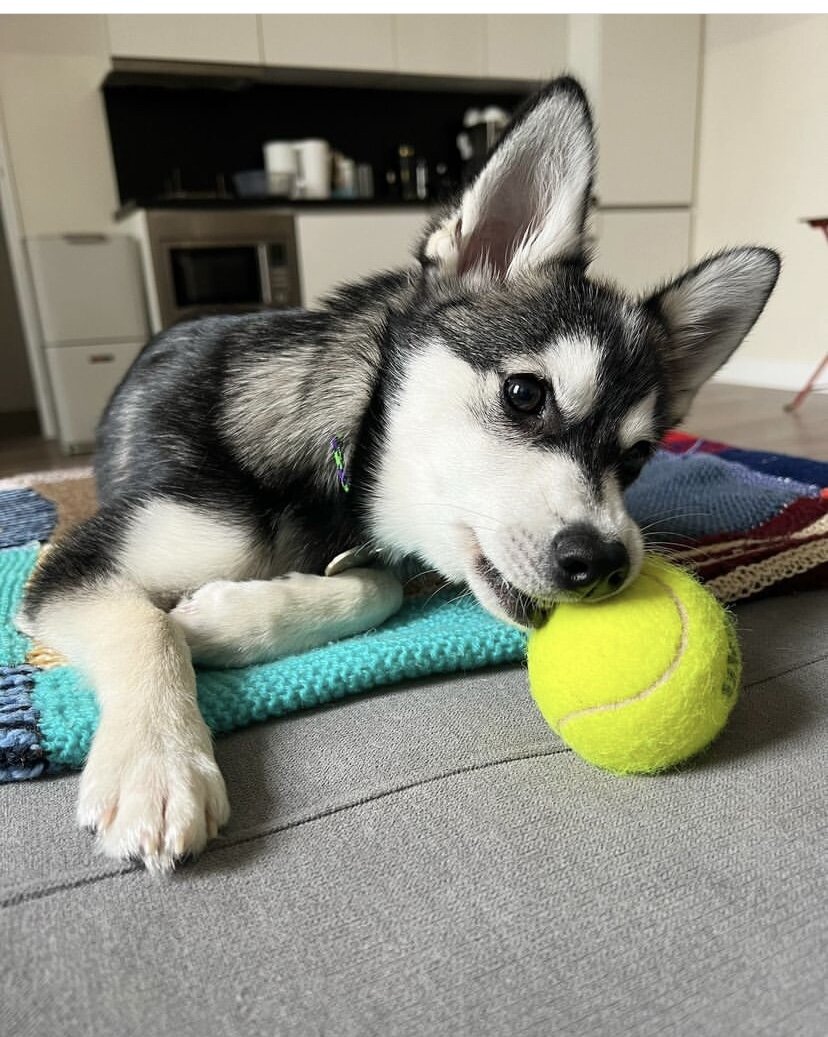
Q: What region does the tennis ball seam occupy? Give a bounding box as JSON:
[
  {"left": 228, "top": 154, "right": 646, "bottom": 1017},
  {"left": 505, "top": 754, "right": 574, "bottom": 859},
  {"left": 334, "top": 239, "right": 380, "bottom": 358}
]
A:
[{"left": 556, "top": 573, "right": 689, "bottom": 729}]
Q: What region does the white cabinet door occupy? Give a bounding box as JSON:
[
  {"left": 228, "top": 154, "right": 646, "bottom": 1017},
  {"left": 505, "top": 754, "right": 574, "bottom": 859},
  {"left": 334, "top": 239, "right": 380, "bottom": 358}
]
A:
[
  {"left": 46, "top": 340, "right": 143, "bottom": 451},
  {"left": 0, "top": 14, "right": 108, "bottom": 55},
  {"left": 590, "top": 15, "right": 702, "bottom": 206},
  {"left": 261, "top": 15, "right": 395, "bottom": 71},
  {"left": 394, "top": 15, "right": 486, "bottom": 77},
  {"left": 0, "top": 53, "right": 117, "bottom": 235},
  {"left": 485, "top": 15, "right": 567, "bottom": 81},
  {"left": 27, "top": 235, "right": 148, "bottom": 345},
  {"left": 296, "top": 210, "right": 429, "bottom": 306},
  {"left": 107, "top": 15, "right": 260, "bottom": 64},
  {"left": 590, "top": 209, "right": 691, "bottom": 295}
]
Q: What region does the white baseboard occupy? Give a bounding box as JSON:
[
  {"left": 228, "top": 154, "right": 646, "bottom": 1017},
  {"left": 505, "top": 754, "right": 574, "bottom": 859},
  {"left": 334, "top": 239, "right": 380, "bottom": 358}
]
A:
[{"left": 712, "top": 357, "right": 826, "bottom": 392}]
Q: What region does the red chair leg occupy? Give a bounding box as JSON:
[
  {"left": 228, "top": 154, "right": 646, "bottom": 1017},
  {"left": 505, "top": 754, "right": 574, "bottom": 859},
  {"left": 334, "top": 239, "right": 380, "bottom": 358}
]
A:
[{"left": 784, "top": 352, "right": 828, "bottom": 412}]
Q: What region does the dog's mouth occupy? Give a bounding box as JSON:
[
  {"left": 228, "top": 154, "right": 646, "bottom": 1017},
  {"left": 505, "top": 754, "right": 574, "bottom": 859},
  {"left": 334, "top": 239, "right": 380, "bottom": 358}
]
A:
[{"left": 473, "top": 553, "right": 551, "bottom": 629}]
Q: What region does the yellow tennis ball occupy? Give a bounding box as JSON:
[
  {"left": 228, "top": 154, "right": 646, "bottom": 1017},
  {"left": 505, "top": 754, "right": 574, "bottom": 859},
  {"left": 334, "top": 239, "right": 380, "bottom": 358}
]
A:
[{"left": 527, "top": 555, "right": 741, "bottom": 775}]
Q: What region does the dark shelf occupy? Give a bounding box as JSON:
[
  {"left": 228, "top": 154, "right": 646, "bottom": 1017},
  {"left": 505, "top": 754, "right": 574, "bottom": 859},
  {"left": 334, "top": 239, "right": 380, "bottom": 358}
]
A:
[
  {"left": 103, "top": 59, "right": 528, "bottom": 212},
  {"left": 105, "top": 56, "right": 540, "bottom": 97}
]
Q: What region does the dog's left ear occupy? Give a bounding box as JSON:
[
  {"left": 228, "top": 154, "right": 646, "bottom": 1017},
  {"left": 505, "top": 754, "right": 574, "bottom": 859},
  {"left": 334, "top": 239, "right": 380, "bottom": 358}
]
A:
[
  {"left": 644, "top": 247, "right": 781, "bottom": 424},
  {"left": 421, "top": 77, "right": 595, "bottom": 281}
]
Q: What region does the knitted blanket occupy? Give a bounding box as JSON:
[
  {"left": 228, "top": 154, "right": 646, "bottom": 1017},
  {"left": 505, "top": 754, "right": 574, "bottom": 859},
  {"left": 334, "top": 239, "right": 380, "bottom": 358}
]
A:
[{"left": 1, "top": 435, "right": 827, "bottom": 782}]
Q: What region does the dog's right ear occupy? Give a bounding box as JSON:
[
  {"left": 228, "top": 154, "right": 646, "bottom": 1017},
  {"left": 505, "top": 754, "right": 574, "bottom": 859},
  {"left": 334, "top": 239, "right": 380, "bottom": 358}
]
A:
[{"left": 419, "top": 77, "right": 595, "bottom": 283}]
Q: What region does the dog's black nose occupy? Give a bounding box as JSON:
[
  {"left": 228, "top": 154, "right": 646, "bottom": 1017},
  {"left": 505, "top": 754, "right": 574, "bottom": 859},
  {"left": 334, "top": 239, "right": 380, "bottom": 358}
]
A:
[{"left": 552, "top": 525, "right": 630, "bottom": 599}]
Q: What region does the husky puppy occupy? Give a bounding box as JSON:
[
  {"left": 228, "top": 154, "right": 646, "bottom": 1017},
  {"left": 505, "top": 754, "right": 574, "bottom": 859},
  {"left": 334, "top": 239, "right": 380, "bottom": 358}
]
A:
[{"left": 20, "top": 78, "right": 779, "bottom": 871}]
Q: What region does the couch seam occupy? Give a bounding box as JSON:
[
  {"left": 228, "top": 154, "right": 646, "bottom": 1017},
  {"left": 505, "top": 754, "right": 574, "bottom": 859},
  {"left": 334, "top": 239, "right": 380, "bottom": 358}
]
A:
[
  {"left": 215, "top": 745, "right": 571, "bottom": 854},
  {"left": 1, "top": 745, "right": 569, "bottom": 908},
  {"left": 743, "top": 651, "right": 828, "bottom": 689},
  {"left": 5, "top": 653, "right": 826, "bottom": 908}
]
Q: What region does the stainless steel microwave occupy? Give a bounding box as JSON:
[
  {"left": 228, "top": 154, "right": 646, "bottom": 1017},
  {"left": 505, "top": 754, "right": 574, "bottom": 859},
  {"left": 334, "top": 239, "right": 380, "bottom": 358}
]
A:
[{"left": 121, "top": 207, "right": 302, "bottom": 331}]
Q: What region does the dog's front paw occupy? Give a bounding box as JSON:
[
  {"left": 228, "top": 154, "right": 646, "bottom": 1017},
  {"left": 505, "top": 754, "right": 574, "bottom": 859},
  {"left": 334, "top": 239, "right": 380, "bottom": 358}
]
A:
[
  {"left": 170, "top": 579, "right": 273, "bottom": 666},
  {"left": 170, "top": 570, "right": 403, "bottom": 667},
  {"left": 77, "top": 726, "right": 230, "bottom": 873}
]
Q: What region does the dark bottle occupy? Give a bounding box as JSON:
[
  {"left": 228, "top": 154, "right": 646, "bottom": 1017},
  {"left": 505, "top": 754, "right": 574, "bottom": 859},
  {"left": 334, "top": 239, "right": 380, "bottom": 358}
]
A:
[
  {"left": 398, "top": 144, "right": 416, "bottom": 201},
  {"left": 434, "top": 162, "right": 454, "bottom": 201},
  {"left": 415, "top": 158, "right": 429, "bottom": 201},
  {"left": 385, "top": 169, "right": 400, "bottom": 200}
]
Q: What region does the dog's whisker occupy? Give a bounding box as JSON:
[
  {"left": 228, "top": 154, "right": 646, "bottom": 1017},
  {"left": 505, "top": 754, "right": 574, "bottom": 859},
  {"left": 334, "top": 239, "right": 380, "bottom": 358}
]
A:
[
  {"left": 440, "top": 586, "right": 474, "bottom": 610},
  {"left": 412, "top": 501, "right": 505, "bottom": 527},
  {"left": 635, "top": 508, "right": 713, "bottom": 530},
  {"left": 423, "top": 580, "right": 459, "bottom": 609},
  {"left": 540, "top": 486, "right": 564, "bottom": 526},
  {"left": 641, "top": 529, "right": 697, "bottom": 544},
  {"left": 642, "top": 545, "right": 682, "bottom": 555},
  {"left": 399, "top": 518, "right": 501, "bottom": 536},
  {"left": 403, "top": 567, "right": 442, "bottom": 585}
]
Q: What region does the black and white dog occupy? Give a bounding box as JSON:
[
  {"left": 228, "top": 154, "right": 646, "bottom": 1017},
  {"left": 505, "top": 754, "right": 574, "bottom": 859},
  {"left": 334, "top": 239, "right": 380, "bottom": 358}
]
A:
[{"left": 20, "top": 78, "right": 779, "bottom": 871}]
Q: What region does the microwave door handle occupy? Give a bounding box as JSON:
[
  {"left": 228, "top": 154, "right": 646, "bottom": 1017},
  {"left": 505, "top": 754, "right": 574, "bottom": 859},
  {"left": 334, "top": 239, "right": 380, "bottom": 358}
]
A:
[{"left": 258, "top": 244, "right": 272, "bottom": 305}]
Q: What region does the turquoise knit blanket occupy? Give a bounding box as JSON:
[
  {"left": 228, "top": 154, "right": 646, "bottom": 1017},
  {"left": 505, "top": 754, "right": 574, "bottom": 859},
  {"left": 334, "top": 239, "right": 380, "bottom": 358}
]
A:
[{"left": 0, "top": 545, "right": 526, "bottom": 780}]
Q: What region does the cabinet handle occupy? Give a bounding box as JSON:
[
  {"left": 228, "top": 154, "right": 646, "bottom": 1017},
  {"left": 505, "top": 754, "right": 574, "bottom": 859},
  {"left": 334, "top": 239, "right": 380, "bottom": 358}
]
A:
[
  {"left": 63, "top": 234, "right": 109, "bottom": 245},
  {"left": 88, "top": 354, "right": 115, "bottom": 364}
]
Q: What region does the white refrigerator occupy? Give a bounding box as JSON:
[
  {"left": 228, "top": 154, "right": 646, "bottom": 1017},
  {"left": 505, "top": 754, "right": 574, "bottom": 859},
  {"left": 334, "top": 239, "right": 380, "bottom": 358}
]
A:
[{"left": 26, "top": 234, "right": 149, "bottom": 453}]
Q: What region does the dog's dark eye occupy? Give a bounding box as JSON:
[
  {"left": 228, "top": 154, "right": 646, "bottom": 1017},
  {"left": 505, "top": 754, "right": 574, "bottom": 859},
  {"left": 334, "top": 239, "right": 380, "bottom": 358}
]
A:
[
  {"left": 503, "top": 375, "right": 546, "bottom": 416},
  {"left": 618, "top": 441, "right": 653, "bottom": 485}
]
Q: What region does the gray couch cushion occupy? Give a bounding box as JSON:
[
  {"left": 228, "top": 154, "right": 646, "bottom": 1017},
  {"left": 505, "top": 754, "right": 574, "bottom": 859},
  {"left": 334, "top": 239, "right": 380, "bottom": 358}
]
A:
[{"left": 3, "top": 590, "right": 827, "bottom": 1036}]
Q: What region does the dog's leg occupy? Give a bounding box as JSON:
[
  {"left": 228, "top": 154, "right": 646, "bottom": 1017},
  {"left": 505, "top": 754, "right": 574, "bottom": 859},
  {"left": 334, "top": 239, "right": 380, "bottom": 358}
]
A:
[
  {"left": 170, "top": 568, "right": 404, "bottom": 668},
  {"left": 30, "top": 585, "right": 229, "bottom": 872},
  {"left": 19, "top": 500, "right": 271, "bottom": 871}
]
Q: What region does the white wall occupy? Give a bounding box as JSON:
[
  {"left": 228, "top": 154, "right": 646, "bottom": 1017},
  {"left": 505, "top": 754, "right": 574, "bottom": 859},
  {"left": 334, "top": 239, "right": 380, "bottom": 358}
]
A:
[{"left": 693, "top": 15, "right": 828, "bottom": 389}]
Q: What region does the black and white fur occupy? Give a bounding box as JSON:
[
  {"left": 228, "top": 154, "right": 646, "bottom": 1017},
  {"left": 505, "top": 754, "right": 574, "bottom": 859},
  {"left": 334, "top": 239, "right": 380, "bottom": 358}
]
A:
[{"left": 19, "top": 79, "right": 779, "bottom": 872}]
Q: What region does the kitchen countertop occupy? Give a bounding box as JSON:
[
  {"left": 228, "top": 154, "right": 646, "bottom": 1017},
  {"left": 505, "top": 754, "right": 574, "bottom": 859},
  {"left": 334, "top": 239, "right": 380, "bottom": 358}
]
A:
[{"left": 115, "top": 197, "right": 439, "bottom": 220}]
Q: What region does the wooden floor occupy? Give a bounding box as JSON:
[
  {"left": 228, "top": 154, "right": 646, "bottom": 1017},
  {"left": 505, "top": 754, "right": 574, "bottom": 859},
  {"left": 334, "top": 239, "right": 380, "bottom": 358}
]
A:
[
  {"left": 0, "top": 436, "right": 93, "bottom": 479},
  {"left": 0, "top": 383, "right": 826, "bottom": 479},
  {"left": 683, "top": 383, "right": 828, "bottom": 460}
]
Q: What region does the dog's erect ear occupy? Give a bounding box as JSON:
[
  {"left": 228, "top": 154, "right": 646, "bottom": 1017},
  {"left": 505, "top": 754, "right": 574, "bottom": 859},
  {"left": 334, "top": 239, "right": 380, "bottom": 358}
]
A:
[
  {"left": 421, "top": 77, "right": 595, "bottom": 281},
  {"left": 644, "top": 248, "right": 781, "bottom": 424}
]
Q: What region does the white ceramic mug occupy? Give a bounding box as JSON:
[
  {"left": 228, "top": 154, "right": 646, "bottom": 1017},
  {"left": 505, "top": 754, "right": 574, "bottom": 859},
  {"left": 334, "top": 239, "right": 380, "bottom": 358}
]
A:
[
  {"left": 263, "top": 141, "right": 297, "bottom": 196},
  {"left": 293, "top": 139, "right": 331, "bottom": 200}
]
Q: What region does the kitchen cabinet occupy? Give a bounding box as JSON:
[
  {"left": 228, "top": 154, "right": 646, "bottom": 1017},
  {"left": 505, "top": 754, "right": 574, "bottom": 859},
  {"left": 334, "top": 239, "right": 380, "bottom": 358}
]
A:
[
  {"left": 27, "top": 234, "right": 150, "bottom": 451},
  {"left": 485, "top": 15, "right": 568, "bottom": 81},
  {"left": 394, "top": 15, "right": 486, "bottom": 77},
  {"left": 589, "top": 209, "right": 691, "bottom": 295},
  {"left": 45, "top": 341, "right": 143, "bottom": 450},
  {"left": 569, "top": 14, "right": 702, "bottom": 206},
  {"left": 0, "top": 53, "right": 116, "bottom": 235},
  {"left": 296, "top": 209, "right": 429, "bottom": 307},
  {"left": 0, "top": 14, "right": 108, "bottom": 55},
  {"left": 106, "top": 14, "right": 260, "bottom": 64},
  {"left": 27, "top": 235, "right": 148, "bottom": 344},
  {"left": 260, "top": 15, "right": 395, "bottom": 71}
]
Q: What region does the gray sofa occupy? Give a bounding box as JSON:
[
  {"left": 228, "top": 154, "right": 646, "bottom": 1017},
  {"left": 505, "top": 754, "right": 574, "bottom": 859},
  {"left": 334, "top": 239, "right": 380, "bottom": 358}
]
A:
[{"left": 3, "top": 589, "right": 826, "bottom": 1036}]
